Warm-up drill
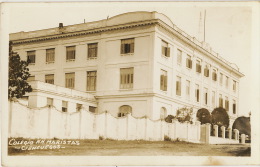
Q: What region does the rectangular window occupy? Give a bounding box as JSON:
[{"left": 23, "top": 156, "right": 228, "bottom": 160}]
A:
[
  {"left": 161, "top": 40, "right": 170, "bottom": 57},
  {"left": 226, "top": 76, "right": 229, "bottom": 88},
  {"left": 233, "top": 100, "right": 236, "bottom": 114},
  {"left": 177, "top": 49, "right": 182, "bottom": 65},
  {"left": 88, "top": 43, "right": 98, "bottom": 59},
  {"left": 120, "top": 68, "right": 134, "bottom": 89},
  {"left": 89, "top": 106, "right": 97, "bottom": 113},
  {"left": 195, "top": 84, "right": 200, "bottom": 102},
  {"left": 47, "top": 98, "right": 53, "bottom": 106},
  {"left": 27, "top": 76, "right": 35, "bottom": 82},
  {"left": 76, "top": 103, "right": 82, "bottom": 112},
  {"left": 62, "top": 101, "right": 68, "bottom": 112},
  {"left": 121, "top": 38, "right": 134, "bottom": 54},
  {"left": 65, "top": 72, "right": 75, "bottom": 89},
  {"left": 46, "top": 48, "right": 55, "bottom": 63},
  {"left": 160, "top": 70, "right": 168, "bottom": 91},
  {"left": 233, "top": 80, "right": 237, "bottom": 92},
  {"left": 219, "top": 94, "right": 223, "bottom": 107},
  {"left": 220, "top": 73, "right": 223, "bottom": 85},
  {"left": 204, "top": 65, "right": 209, "bottom": 77},
  {"left": 204, "top": 88, "right": 208, "bottom": 105},
  {"left": 225, "top": 97, "right": 229, "bottom": 111},
  {"left": 45, "top": 74, "right": 54, "bottom": 84},
  {"left": 212, "top": 91, "right": 215, "bottom": 108},
  {"left": 66, "top": 46, "right": 76, "bottom": 61},
  {"left": 212, "top": 69, "right": 217, "bottom": 81},
  {"left": 27, "top": 51, "right": 35, "bottom": 64},
  {"left": 196, "top": 60, "right": 202, "bottom": 73},
  {"left": 186, "top": 55, "right": 192, "bottom": 69},
  {"left": 87, "top": 71, "right": 97, "bottom": 91},
  {"left": 176, "top": 76, "right": 181, "bottom": 96},
  {"left": 186, "top": 80, "right": 190, "bottom": 98}
]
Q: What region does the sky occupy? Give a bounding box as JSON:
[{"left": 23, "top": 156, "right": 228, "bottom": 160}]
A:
[{"left": 6, "top": 2, "right": 255, "bottom": 117}]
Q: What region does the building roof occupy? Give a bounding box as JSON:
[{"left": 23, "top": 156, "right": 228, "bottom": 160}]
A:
[{"left": 9, "top": 11, "right": 244, "bottom": 77}]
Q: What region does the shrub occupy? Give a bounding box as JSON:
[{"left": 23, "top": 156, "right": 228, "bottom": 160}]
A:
[
  {"left": 196, "top": 108, "right": 211, "bottom": 124},
  {"left": 164, "top": 115, "right": 176, "bottom": 123},
  {"left": 211, "top": 107, "right": 229, "bottom": 128},
  {"left": 176, "top": 107, "right": 193, "bottom": 123},
  {"left": 232, "top": 116, "right": 251, "bottom": 138}
]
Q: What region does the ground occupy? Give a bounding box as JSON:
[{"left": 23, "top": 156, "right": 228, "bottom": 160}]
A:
[{"left": 8, "top": 138, "right": 250, "bottom": 156}]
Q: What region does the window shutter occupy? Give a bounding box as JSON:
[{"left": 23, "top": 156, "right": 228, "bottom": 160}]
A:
[
  {"left": 121, "top": 43, "right": 125, "bottom": 54},
  {"left": 197, "top": 89, "right": 199, "bottom": 101},
  {"left": 176, "top": 81, "right": 179, "bottom": 94},
  {"left": 160, "top": 75, "right": 163, "bottom": 90},
  {"left": 167, "top": 47, "right": 170, "bottom": 57},
  {"left": 161, "top": 46, "right": 165, "bottom": 55},
  {"left": 186, "top": 59, "right": 189, "bottom": 67},
  {"left": 190, "top": 60, "right": 192, "bottom": 68},
  {"left": 205, "top": 93, "right": 208, "bottom": 104},
  {"left": 130, "top": 42, "right": 134, "bottom": 53},
  {"left": 164, "top": 75, "right": 167, "bottom": 91}
]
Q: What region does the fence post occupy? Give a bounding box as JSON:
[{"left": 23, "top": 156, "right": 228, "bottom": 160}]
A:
[
  {"left": 234, "top": 129, "right": 239, "bottom": 140},
  {"left": 126, "top": 114, "right": 129, "bottom": 140},
  {"left": 221, "top": 126, "right": 225, "bottom": 138},
  {"left": 47, "top": 106, "right": 51, "bottom": 138},
  {"left": 104, "top": 111, "right": 107, "bottom": 139},
  {"left": 186, "top": 121, "right": 189, "bottom": 141},
  {"left": 241, "top": 134, "right": 246, "bottom": 144},
  {"left": 172, "top": 118, "right": 178, "bottom": 140},
  {"left": 214, "top": 125, "right": 218, "bottom": 137},
  {"left": 205, "top": 123, "right": 211, "bottom": 144},
  {"left": 228, "top": 128, "right": 232, "bottom": 139},
  {"left": 195, "top": 121, "right": 201, "bottom": 141}
]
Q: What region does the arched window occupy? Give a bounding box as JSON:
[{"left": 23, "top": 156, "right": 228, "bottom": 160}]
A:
[
  {"left": 160, "top": 107, "right": 167, "bottom": 120},
  {"left": 118, "top": 105, "right": 132, "bottom": 117}
]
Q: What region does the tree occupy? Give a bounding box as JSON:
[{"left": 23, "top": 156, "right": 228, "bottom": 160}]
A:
[
  {"left": 196, "top": 108, "right": 211, "bottom": 124},
  {"left": 176, "top": 107, "right": 193, "bottom": 123},
  {"left": 211, "top": 107, "right": 229, "bottom": 128},
  {"left": 9, "top": 41, "right": 32, "bottom": 99},
  {"left": 232, "top": 116, "right": 251, "bottom": 138}
]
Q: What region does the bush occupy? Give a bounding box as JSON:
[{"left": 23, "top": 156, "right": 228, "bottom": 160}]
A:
[
  {"left": 196, "top": 108, "right": 211, "bottom": 124},
  {"left": 232, "top": 116, "right": 251, "bottom": 138},
  {"left": 211, "top": 107, "right": 229, "bottom": 128},
  {"left": 164, "top": 115, "right": 176, "bottom": 123},
  {"left": 176, "top": 107, "right": 193, "bottom": 123}
]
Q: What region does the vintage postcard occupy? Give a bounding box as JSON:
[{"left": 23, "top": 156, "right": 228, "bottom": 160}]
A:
[{"left": 1, "top": 1, "right": 260, "bottom": 166}]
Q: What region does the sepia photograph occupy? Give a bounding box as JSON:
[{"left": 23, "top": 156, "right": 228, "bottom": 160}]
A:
[{"left": 1, "top": 1, "right": 260, "bottom": 166}]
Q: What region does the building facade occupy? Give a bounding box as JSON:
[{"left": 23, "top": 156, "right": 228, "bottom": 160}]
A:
[{"left": 10, "top": 11, "right": 244, "bottom": 125}]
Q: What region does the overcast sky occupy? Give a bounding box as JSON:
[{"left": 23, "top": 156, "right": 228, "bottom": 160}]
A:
[{"left": 7, "top": 2, "right": 254, "bottom": 116}]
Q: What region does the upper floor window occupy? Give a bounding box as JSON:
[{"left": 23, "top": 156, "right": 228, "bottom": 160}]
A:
[
  {"left": 204, "top": 65, "right": 209, "bottom": 77},
  {"left": 120, "top": 67, "right": 134, "bottom": 89},
  {"left": 176, "top": 76, "right": 181, "bottom": 96},
  {"left": 233, "top": 80, "right": 237, "bottom": 92},
  {"left": 204, "top": 88, "right": 208, "bottom": 105},
  {"left": 66, "top": 46, "right": 75, "bottom": 61},
  {"left": 161, "top": 40, "right": 170, "bottom": 57},
  {"left": 27, "top": 51, "right": 35, "bottom": 64},
  {"left": 65, "top": 72, "right": 75, "bottom": 89},
  {"left": 219, "top": 94, "right": 223, "bottom": 107},
  {"left": 45, "top": 74, "right": 54, "bottom": 84},
  {"left": 89, "top": 106, "right": 97, "bottom": 113},
  {"left": 212, "top": 91, "right": 215, "bottom": 108},
  {"left": 118, "top": 105, "right": 132, "bottom": 117},
  {"left": 46, "top": 48, "right": 55, "bottom": 63},
  {"left": 121, "top": 38, "right": 134, "bottom": 55},
  {"left": 186, "top": 55, "right": 192, "bottom": 69},
  {"left": 196, "top": 60, "right": 202, "bottom": 73},
  {"left": 47, "top": 98, "right": 53, "bottom": 107},
  {"left": 177, "top": 49, "right": 182, "bottom": 65},
  {"left": 160, "top": 70, "right": 167, "bottom": 91},
  {"left": 226, "top": 76, "right": 229, "bottom": 88},
  {"left": 160, "top": 107, "right": 167, "bottom": 120},
  {"left": 76, "top": 103, "right": 82, "bottom": 112},
  {"left": 233, "top": 100, "right": 236, "bottom": 114},
  {"left": 27, "top": 76, "right": 35, "bottom": 82},
  {"left": 220, "top": 73, "right": 223, "bottom": 85},
  {"left": 88, "top": 43, "right": 98, "bottom": 59},
  {"left": 212, "top": 69, "right": 217, "bottom": 81},
  {"left": 186, "top": 80, "right": 190, "bottom": 98},
  {"left": 62, "top": 101, "right": 68, "bottom": 112},
  {"left": 225, "top": 97, "right": 229, "bottom": 111},
  {"left": 195, "top": 84, "right": 200, "bottom": 102},
  {"left": 87, "top": 71, "right": 97, "bottom": 91}
]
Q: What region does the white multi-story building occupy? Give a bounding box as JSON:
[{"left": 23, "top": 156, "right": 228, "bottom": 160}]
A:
[{"left": 10, "top": 11, "right": 244, "bottom": 126}]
